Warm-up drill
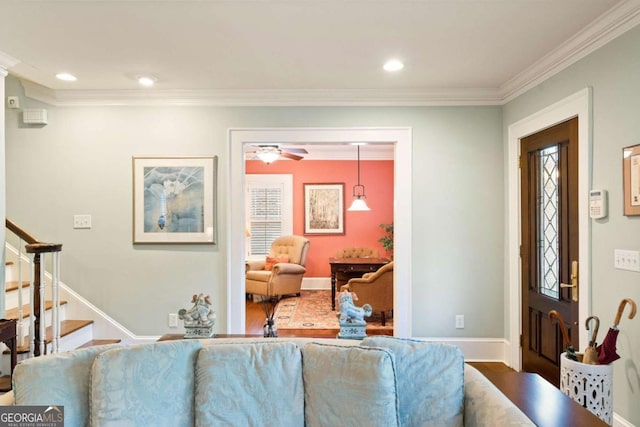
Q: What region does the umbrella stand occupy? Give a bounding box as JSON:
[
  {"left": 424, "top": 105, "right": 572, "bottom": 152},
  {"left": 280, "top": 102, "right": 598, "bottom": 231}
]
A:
[
  {"left": 548, "top": 310, "right": 577, "bottom": 361},
  {"left": 596, "top": 298, "right": 637, "bottom": 365},
  {"left": 583, "top": 315, "right": 599, "bottom": 365}
]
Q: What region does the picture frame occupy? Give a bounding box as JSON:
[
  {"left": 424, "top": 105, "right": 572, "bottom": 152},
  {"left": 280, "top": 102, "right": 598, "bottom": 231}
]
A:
[
  {"left": 304, "top": 183, "right": 345, "bottom": 235},
  {"left": 133, "top": 156, "right": 217, "bottom": 243},
  {"left": 623, "top": 144, "right": 640, "bottom": 216}
]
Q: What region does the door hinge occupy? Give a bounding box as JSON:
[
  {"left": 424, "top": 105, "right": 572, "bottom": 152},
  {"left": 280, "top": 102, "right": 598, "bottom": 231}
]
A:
[
  {"left": 519, "top": 155, "right": 523, "bottom": 169},
  {"left": 519, "top": 245, "right": 524, "bottom": 257},
  {"left": 520, "top": 334, "right": 523, "bottom": 347}
]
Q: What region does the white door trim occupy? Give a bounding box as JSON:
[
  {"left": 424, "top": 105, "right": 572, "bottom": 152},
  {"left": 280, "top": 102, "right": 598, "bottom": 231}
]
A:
[
  {"left": 228, "top": 127, "right": 412, "bottom": 337},
  {"left": 507, "top": 88, "right": 592, "bottom": 370}
]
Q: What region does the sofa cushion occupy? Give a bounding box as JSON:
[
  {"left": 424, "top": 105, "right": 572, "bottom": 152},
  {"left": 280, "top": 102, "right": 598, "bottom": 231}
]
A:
[
  {"left": 362, "top": 336, "right": 464, "bottom": 427},
  {"left": 90, "top": 340, "right": 202, "bottom": 427},
  {"left": 302, "top": 343, "right": 399, "bottom": 427},
  {"left": 194, "top": 342, "right": 303, "bottom": 426},
  {"left": 12, "top": 344, "right": 120, "bottom": 427}
]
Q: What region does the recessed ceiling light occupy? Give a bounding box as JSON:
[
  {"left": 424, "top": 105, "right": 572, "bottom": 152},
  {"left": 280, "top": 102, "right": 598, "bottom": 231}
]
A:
[
  {"left": 138, "top": 76, "right": 157, "bottom": 87},
  {"left": 56, "top": 73, "right": 77, "bottom": 82},
  {"left": 383, "top": 59, "right": 404, "bottom": 72}
]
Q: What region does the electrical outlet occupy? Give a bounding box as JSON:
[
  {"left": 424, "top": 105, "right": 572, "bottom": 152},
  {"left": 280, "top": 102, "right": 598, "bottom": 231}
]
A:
[
  {"left": 73, "top": 214, "right": 92, "bottom": 229},
  {"left": 168, "top": 313, "right": 178, "bottom": 328},
  {"left": 455, "top": 315, "right": 464, "bottom": 329}
]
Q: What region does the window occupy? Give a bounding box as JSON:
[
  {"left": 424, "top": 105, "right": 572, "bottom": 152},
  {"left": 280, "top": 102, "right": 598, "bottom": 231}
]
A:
[{"left": 245, "top": 174, "right": 293, "bottom": 258}]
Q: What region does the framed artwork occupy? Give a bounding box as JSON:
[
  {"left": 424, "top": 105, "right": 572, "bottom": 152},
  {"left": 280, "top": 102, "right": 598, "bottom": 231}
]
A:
[
  {"left": 133, "top": 156, "right": 217, "bottom": 243},
  {"left": 304, "top": 183, "right": 345, "bottom": 235},
  {"left": 623, "top": 144, "right": 640, "bottom": 216}
]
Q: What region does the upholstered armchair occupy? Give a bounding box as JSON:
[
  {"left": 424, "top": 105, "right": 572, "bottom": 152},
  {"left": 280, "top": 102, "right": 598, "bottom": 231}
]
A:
[
  {"left": 245, "top": 235, "right": 310, "bottom": 298},
  {"left": 340, "top": 261, "right": 393, "bottom": 325},
  {"left": 335, "top": 247, "right": 380, "bottom": 289}
]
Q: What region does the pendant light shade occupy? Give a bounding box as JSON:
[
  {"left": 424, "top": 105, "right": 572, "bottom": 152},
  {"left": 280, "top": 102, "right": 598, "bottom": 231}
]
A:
[{"left": 347, "top": 145, "right": 371, "bottom": 211}]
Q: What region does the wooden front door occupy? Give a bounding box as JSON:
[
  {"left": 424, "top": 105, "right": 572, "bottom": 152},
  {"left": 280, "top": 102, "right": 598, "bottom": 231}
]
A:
[{"left": 520, "top": 117, "right": 579, "bottom": 386}]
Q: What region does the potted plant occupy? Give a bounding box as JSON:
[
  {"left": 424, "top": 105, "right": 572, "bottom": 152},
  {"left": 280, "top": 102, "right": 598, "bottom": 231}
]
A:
[{"left": 378, "top": 223, "right": 394, "bottom": 259}]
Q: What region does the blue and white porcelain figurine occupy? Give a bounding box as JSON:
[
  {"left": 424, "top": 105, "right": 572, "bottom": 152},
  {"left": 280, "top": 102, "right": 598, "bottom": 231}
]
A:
[
  {"left": 336, "top": 291, "right": 372, "bottom": 339},
  {"left": 179, "top": 293, "right": 216, "bottom": 338}
]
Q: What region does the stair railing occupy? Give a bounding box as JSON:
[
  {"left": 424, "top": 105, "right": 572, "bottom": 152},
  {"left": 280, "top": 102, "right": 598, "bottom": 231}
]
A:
[{"left": 5, "top": 219, "right": 63, "bottom": 356}]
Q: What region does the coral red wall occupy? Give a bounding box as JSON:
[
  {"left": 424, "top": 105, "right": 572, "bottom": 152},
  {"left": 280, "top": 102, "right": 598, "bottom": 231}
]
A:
[{"left": 246, "top": 159, "right": 394, "bottom": 277}]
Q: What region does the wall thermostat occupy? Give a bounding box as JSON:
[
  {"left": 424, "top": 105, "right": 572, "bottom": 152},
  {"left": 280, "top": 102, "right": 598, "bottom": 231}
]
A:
[{"left": 589, "top": 189, "right": 608, "bottom": 219}]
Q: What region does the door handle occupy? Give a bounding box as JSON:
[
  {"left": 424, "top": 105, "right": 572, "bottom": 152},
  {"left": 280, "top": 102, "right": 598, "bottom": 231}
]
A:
[{"left": 560, "top": 260, "right": 578, "bottom": 302}]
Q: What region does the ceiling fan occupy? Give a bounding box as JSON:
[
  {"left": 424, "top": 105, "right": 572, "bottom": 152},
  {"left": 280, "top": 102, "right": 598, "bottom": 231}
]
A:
[{"left": 246, "top": 145, "right": 308, "bottom": 164}]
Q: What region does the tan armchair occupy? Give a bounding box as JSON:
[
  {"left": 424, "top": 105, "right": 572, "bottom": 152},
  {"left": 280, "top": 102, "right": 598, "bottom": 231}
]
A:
[
  {"left": 246, "top": 235, "right": 310, "bottom": 298},
  {"left": 340, "top": 261, "right": 393, "bottom": 325},
  {"left": 335, "top": 247, "right": 380, "bottom": 289}
]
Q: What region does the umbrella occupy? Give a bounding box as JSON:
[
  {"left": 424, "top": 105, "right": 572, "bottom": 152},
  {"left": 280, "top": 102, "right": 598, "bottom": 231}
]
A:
[
  {"left": 583, "top": 315, "right": 600, "bottom": 365},
  {"left": 596, "top": 298, "right": 637, "bottom": 364},
  {"left": 549, "top": 310, "right": 577, "bottom": 361}
]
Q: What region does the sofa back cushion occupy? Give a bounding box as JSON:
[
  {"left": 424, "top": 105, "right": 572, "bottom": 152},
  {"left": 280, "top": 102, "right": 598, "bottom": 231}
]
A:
[
  {"left": 90, "top": 340, "right": 202, "bottom": 427},
  {"left": 302, "top": 343, "right": 399, "bottom": 427},
  {"left": 194, "top": 342, "right": 303, "bottom": 426},
  {"left": 12, "top": 344, "right": 120, "bottom": 427},
  {"left": 362, "top": 336, "right": 464, "bottom": 427}
]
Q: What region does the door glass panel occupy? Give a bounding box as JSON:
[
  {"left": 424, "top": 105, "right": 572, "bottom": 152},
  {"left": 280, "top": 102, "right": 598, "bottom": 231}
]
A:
[{"left": 538, "top": 145, "right": 559, "bottom": 299}]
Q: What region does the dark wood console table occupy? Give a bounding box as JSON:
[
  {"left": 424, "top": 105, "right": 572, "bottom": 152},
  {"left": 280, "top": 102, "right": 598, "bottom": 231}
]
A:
[
  {"left": 329, "top": 257, "right": 389, "bottom": 310},
  {"left": 0, "top": 319, "right": 17, "bottom": 392},
  {"left": 481, "top": 370, "right": 609, "bottom": 427}
]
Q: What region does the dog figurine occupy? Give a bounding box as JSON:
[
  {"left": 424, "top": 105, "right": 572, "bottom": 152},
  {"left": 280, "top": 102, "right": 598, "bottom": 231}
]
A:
[{"left": 337, "top": 291, "right": 372, "bottom": 325}]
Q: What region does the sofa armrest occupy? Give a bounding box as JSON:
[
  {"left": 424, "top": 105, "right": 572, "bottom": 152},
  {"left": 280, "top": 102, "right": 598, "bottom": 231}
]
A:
[
  {"left": 272, "top": 263, "right": 306, "bottom": 275},
  {"left": 464, "top": 365, "right": 535, "bottom": 427},
  {"left": 0, "top": 390, "right": 14, "bottom": 405}
]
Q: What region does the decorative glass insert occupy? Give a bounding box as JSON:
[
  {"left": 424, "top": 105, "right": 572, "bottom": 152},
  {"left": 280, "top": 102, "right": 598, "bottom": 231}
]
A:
[{"left": 538, "top": 145, "right": 560, "bottom": 299}]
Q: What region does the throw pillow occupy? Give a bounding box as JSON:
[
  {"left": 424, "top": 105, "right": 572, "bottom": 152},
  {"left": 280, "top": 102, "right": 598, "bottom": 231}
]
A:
[
  {"left": 302, "top": 343, "right": 399, "bottom": 427},
  {"left": 361, "top": 336, "right": 464, "bottom": 427},
  {"left": 265, "top": 255, "right": 289, "bottom": 271}
]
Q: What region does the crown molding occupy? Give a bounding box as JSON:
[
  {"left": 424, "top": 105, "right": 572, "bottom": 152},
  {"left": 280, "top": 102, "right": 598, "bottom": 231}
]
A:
[
  {"left": 500, "top": 0, "right": 640, "bottom": 103},
  {"left": 16, "top": 1, "right": 640, "bottom": 107},
  {"left": 20, "top": 80, "right": 503, "bottom": 107},
  {"left": 0, "top": 50, "right": 19, "bottom": 73}
]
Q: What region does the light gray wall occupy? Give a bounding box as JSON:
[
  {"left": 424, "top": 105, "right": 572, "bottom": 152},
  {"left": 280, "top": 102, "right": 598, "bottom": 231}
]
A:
[
  {"left": 4, "top": 75, "right": 504, "bottom": 339},
  {"left": 503, "top": 25, "right": 640, "bottom": 425}
]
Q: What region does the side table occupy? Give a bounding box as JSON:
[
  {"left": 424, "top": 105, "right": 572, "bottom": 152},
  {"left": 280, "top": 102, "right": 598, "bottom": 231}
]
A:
[{"left": 0, "top": 319, "right": 17, "bottom": 392}]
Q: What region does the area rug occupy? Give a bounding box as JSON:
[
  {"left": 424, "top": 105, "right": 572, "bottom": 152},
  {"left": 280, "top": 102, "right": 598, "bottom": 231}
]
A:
[{"left": 274, "top": 290, "right": 393, "bottom": 331}]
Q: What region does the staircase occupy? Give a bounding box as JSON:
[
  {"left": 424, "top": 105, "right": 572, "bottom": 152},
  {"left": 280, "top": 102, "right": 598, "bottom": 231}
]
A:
[{"left": 2, "top": 219, "right": 121, "bottom": 391}]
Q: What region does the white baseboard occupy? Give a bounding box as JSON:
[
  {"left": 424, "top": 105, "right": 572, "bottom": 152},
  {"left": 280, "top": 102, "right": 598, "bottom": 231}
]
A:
[
  {"left": 301, "top": 277, "right": 330, "bottom": 290},
  {"left": 412, "top": 337, "right": 507, "bottom": 362}
]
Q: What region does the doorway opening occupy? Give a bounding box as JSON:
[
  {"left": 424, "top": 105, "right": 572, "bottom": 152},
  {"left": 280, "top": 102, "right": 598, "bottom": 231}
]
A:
[{"left": 228, "top": 128, "right": 412, "bottom": 337}]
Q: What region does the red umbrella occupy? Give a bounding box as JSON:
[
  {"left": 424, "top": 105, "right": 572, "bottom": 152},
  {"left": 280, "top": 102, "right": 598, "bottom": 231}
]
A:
[
  {"left": 549, "top": 310, "right": 577, "bottom": 361},
  {"left": 596, "top": 298, "right": 637, "bottom": 364}
]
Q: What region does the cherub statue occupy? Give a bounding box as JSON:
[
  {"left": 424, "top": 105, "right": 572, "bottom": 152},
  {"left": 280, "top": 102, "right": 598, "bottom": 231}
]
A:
[
  {"left": 179, "top": 293, "right": 216, "bottom": 327},
  {"left": 337, "top": 291, "right": 372, "bottom": 325}
]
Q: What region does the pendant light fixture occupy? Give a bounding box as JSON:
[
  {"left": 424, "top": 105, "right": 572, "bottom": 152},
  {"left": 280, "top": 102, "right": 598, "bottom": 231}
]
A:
[{"left": 347, "top": 145, "right": 371, "bottom": 211}]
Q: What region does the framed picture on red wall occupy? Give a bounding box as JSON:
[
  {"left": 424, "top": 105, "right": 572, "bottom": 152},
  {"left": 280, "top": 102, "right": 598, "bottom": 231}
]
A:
[{"left": 303, "top": 183, "right": 345, "bottom": 235}]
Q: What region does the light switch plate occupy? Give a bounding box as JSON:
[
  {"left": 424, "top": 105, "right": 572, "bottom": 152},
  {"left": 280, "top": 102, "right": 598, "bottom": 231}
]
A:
[
  {"left": 614, "top": 249, "right": 640, "bottom": 272},
  {"left": 73, "top": 214, "right": 92, "bottom": 229}
]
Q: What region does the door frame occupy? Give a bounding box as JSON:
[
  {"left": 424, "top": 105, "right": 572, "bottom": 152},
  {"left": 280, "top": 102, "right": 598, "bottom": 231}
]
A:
[
  {"left": 507, "top": 88, "right": 592, "bottom": 370},
  {"left": 227, "top": 127, "right": 412, "bottom": 337}
]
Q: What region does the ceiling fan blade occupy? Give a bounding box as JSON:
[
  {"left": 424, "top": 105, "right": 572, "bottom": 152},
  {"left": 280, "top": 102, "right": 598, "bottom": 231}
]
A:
[
  {"left": 280, "top": 152, "right": 303, "bottom": 161},
  {"left": 283, "top": 148, "right": 308, "bottom": 154}
]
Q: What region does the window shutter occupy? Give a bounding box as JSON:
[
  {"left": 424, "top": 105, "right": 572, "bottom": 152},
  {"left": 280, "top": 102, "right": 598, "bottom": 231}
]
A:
[{"left": 249, "top": 187, "right": 283, "bottom": 255}]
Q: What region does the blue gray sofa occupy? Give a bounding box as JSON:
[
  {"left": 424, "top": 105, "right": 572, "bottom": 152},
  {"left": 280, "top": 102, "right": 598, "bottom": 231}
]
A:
[{"left": 5, "top": 337, "right": 535, "bottom": 426}]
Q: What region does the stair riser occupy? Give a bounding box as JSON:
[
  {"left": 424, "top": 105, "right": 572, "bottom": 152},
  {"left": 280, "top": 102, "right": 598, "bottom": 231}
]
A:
[
  {"left": 4, "top": 288, "right": 32, "bottom": 310},
  {"left": 12, "top": 306, "right": 68, "bottom": 339}
]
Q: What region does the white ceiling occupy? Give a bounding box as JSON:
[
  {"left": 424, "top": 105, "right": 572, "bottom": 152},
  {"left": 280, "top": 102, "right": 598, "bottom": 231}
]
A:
[{"left": 1, "top": 0, "right": 639, "bottom": 107}]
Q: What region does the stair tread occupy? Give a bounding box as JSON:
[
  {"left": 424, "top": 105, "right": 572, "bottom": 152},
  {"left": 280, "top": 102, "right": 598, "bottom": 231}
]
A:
[
  {"left": 4, "top": 281, "right": 31, "bottom": 293},
  {"left": 10, "top": 319, "right": 94, "bottom": 354},
  {"left": 77, "top": 339, "right": 121, "bottom": 349},
  {"left": 5, "top": 300, "right": 68, "bottom": 320}
]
